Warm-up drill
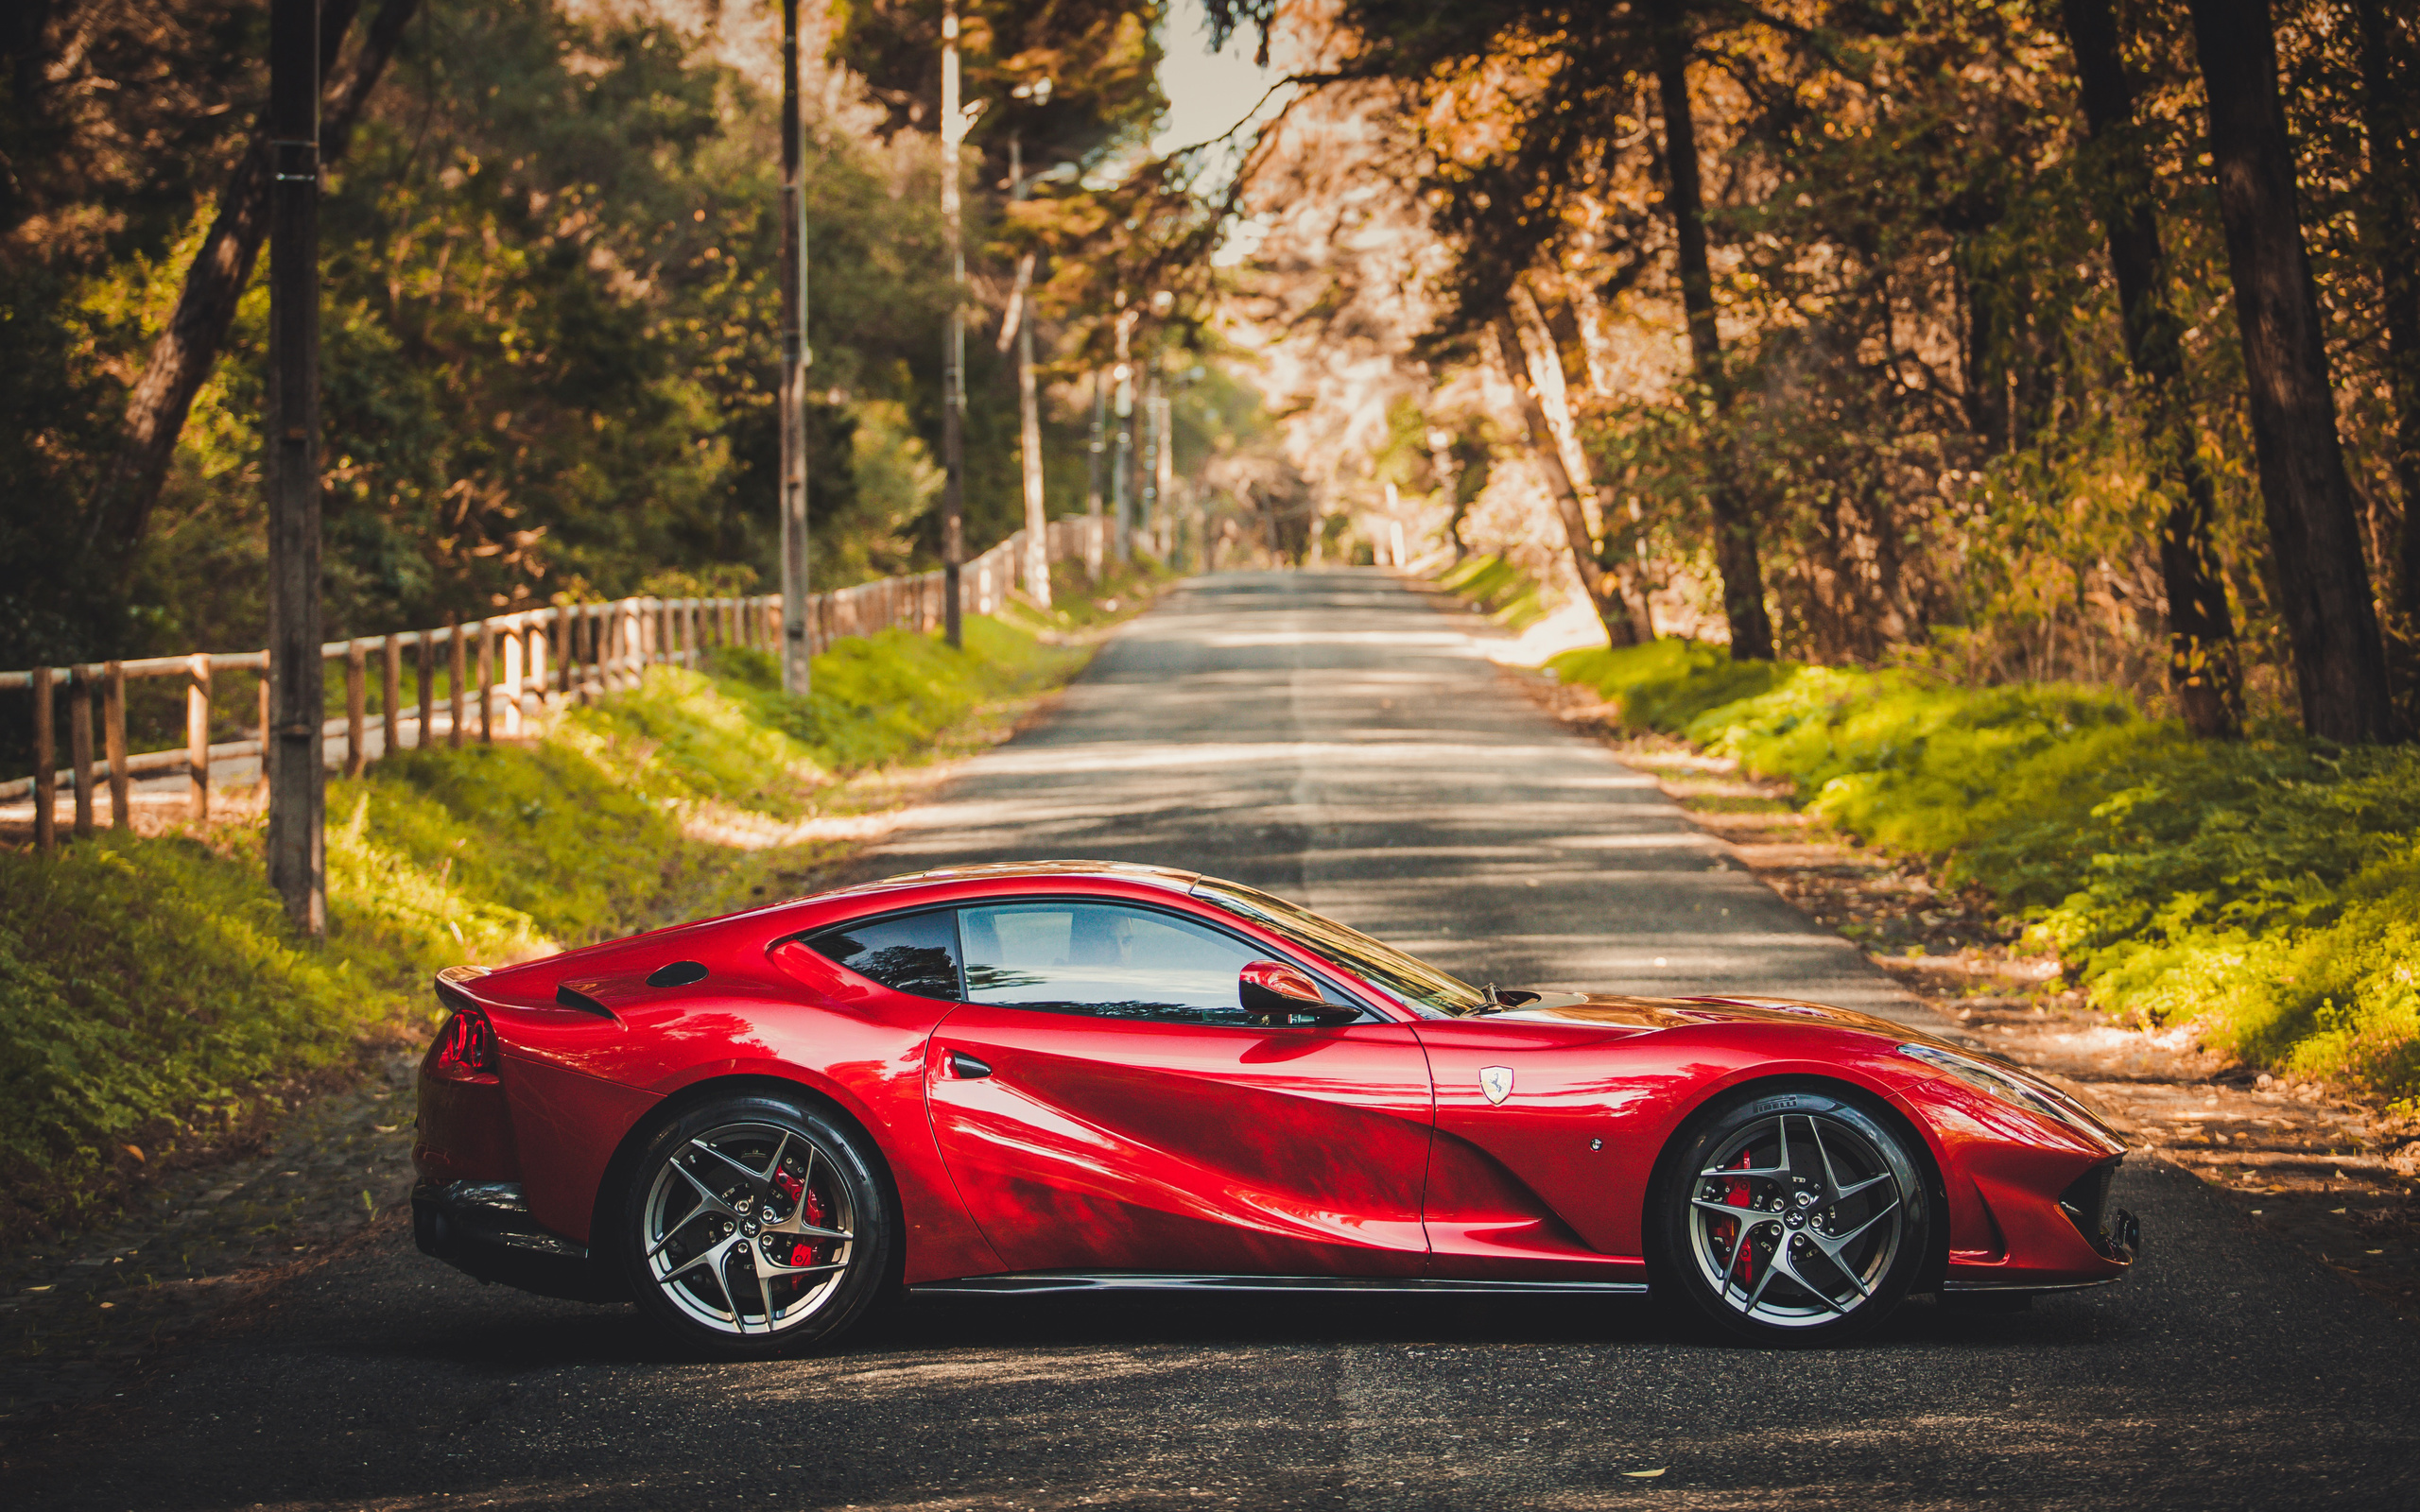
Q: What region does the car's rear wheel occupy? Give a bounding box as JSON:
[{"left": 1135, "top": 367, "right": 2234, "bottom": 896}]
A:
[
  {"left": 614, "top": 1093, "right": 893, "bottom": 1356},
  {"left": 1651, "top": 1087, "right": 1929, "bottom": 1346}
]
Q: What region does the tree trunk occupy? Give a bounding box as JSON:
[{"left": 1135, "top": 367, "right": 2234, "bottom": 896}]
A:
[
  {"left": 2353, "top": 0, "right": 2420, "bottom": 698},
  {"left": 2187, "top": 0, "right": 2395, "bottom": 742},
  {"left": 1491, "top": 316, "right": 1640, "bottom": 645},
  {"left": 1512, "top": 286, "right": 1656, "bottom": 641},
  {"left": 2060, "top": 0, "right": 2242, "bottom": 737},
  {"left": 1650, "top": 1, "right": 1773, "bottom": 661},
  {"left": 79, "top": 0, "right": 420, "bottom": 583}
]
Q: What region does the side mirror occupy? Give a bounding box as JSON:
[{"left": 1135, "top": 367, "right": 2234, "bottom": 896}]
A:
[{"left": 1239, "top": 960, "right": 1357, "bottom": 1024}]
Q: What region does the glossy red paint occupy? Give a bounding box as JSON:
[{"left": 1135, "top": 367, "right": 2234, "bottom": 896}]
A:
[
  {"left": 928, "top": 1004, "right": 1433, "bottom": 1275},
  {"left": 410, "top": 861, "right": 2133, "bottom": 1298}
]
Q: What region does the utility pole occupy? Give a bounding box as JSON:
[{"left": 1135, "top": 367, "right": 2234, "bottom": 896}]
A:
[
  {"left": 778, "top": 0, "right": 812, "bottom": 693},
  {"left": 1084, "top": 365, "right": 1106, "bottom": 577},
  {"left": 1139, "top": 371, "right": 1160, "bottom": 556},
  {"left": 1155, "top": 382, "right": 1175, "bottom": 565},
  {"left": 939, "top": 0, "right": 967, "bottom": 648},
  {"left": 1112, "top": 301, "right": 1133, "bottom": 564},
  {"left": 267, "top": 0, "right": 323, "bottom": 936},
  {"left": 1008, "top": 132, "right": 1049, "bottom": 607}
]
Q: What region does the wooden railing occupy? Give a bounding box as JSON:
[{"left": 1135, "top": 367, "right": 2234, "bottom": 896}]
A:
[{"left": 4, "top": 517, "right": 1115, "bottom": 850}]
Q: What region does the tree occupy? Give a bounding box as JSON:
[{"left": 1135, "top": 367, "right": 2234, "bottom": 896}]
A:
[
  {"left": 2351, "top": 0, "right": 2420, "bottom": 698},
  {"left": 79, "top": 0, "right": 418, "bottom": 593},
  {"left": 1647, "top": 0, "right": 1772, "bottom": 659},
  {"left": 2187, "top": 0, "right": 2394, "bottom": 742},
  {"left": 1492, "top": 314, "right": 1642, "bottom": 642},
  {"left": 2058, "top": 0, "right": 2240, "bottom": 736},
  {"left": 1209, "top": 0, "right": 1779, "bottom": 654}
]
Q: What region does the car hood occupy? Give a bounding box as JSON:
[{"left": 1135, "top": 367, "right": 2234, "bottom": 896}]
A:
[{"left": 1487, "top": 990, "right": 1968, "bottom": 1055}]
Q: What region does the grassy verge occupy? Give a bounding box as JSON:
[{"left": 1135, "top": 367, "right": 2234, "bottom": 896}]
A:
[
  {"left": 1436, "top": 554, "right": 1552, "bottom": 630},
  {"left": 0, "top": 567, "right": 1155, "bottom": 1241},
  {"left": 1549, "top": 637, "right": 2420, "bottom": 1108}
]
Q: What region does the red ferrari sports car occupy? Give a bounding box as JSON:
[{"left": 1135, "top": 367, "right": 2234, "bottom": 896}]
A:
[{"left": 411, "top": 861, "right": 2137, "bottom": 1351}]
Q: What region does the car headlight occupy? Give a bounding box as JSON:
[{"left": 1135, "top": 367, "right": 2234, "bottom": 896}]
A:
[{"left": 1896, "top": 1042, "right": 2118, "bottom": 1147}]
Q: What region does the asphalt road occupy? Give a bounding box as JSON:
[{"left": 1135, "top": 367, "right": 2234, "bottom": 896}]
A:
[{"left": 11, "top": 570, "right": 2418, "bottom": 1510}]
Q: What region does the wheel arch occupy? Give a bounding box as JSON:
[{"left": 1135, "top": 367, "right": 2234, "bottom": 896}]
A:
[
  {"left": 586, "top": 1072, "right": 910, "bottom": 1297},
  {"left": 1640, "top": 1072, "right": 1952, "bottom": 1296}
]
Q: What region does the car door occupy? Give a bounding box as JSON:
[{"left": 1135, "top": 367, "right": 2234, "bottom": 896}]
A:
[{"left": 925, "top": 899, "right": 1435, "bottom": 1278}]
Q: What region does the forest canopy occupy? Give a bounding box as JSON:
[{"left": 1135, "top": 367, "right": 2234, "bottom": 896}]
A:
[
  {"left": 5, "top": 0, "right": 2418, "bottom": 750},
  {"left": 1214, "top": 0, "right": 2419, "bottom": 744},
  {"left": 0, "top": 0, "right": 1247, "bottom": 696}
]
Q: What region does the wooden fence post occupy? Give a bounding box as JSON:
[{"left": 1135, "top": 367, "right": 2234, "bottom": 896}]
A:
[
  {"left": 499, "top": 618, "right": 523, "bottom": 735},
  {"left": 523, "top": 620, "right": 545, "bottom": 718},
  {"left": 186, "top": 653, "right": 211, "bottom": 823},
  {"left": 572, "top": 608, "right": 588, "bottom": 704},
  {"left": 344, "top": 639, "right": 367, "bottom": 777},
  {"left": 31, "top": 665, "right": 55, "bottom": 853},
  {"left": 70, "top": 666, "right": 95, "bottom": 838},
  {"left": 449, "top": 624, "right": 468, "bottom": 748},
  {"left": 256, "top": 663, "right": 270, "bottom": 793},
  {"left": 104, "top": 661, "right": 130, "bottom": 831},
  {"left": 477, "top": 620, "right": 494, "bottom": 742},
  {"left": 418, "top": 631, "right": 435, "bottom": 749},
  {"left": 382, "top": 634, "right": 402, "bottom": 763}
]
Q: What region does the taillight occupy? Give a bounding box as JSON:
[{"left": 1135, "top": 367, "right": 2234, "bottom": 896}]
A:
[{"left": 434, "top": 1009, "right": 498, "bottom": 1080}]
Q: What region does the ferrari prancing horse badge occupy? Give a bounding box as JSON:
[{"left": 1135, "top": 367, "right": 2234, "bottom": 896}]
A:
[{"left": 1479, "top": 1066, "right": 1514, "bottom": 1105}]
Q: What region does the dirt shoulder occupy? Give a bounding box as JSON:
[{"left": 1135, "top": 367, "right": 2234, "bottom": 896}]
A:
[{"left": 1528, "top": 676, "right": 2420, "bottom": 1320}]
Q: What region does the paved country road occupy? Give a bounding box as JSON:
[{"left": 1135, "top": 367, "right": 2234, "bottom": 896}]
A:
[{"left": 9, "top": 571, "right": 2417, "bottom": 1511}]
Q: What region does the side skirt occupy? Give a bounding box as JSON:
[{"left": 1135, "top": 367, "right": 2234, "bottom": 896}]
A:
[
  {"left": 908, "top": 1272, "right": 1651, "bottom": 1298},
  {"left": 1937, "top": 1277, "right": 2122, "bottom": 1294}
]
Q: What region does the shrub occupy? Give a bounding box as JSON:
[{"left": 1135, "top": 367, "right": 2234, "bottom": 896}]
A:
[{"left": 1548, "top": 638, "right": 2420, "bottom": 1106}]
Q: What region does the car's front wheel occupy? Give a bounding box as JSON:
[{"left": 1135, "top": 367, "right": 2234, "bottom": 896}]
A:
[
  {"left": 1651, "top": 1087, "right": 1930, "bottom": 1346},
  {"left": 613, "top": 1093, "right": 893, "bottom": 1356}
]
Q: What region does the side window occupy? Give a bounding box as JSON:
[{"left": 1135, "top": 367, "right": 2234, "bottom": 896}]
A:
[
  {"left": 960, "top": 902, "right": 1274, "bottom": 1025},
  {"left": 803, "top": 909, "right": 962, "bottom": 1001}
]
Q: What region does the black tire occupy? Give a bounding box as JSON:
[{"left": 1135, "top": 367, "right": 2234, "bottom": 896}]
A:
[
  {"left": 613, "top": 1093, "right": 894, "bottom": 1357},
  {"left": 1650, "top": 1085, "right": 1930, "bottom": 1347}
]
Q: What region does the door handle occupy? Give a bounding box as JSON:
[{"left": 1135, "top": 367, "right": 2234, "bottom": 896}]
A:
[{"left": 947, "top": 1051, "right": 993, "bottom": 1080}]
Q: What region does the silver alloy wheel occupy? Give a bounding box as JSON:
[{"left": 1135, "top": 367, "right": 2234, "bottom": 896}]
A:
[
  {"left": 640, "top": 1119, "right": 857, "bottom": 1336},
  {"left": 1685, "top": 1111, "right": 1906, "bottom": 1329}
]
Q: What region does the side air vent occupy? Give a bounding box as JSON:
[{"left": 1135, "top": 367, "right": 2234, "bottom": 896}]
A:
[
  {"left": 554, "top": 981, "right": 615, "bottom": 1017},
  {"left": 647, "top": 960, "right": 709, "bottom": 988},
  {"left": 2058, "top": 1161, "right": 2120, "bottom": 1255}
]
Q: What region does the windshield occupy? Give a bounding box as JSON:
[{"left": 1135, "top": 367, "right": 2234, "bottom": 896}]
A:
[{"left": 1190, "top": 877, "right": 1494, "bottom": 1018}]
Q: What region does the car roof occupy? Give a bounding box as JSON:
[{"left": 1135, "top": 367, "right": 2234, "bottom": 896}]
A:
[{"left": 808, "top": 859, "right": 1202, "bottom": 908}]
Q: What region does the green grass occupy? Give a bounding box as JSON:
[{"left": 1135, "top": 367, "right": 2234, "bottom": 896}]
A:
[
  {"left": 0, "top": 595, "right": 1123, "bottom": 1237},
  {"left": 1549, "top": 640, "right": 2420, "bottom": 1106},
  {"left": 1437, "top": 554, "right": 1553, "bottom": 630}
]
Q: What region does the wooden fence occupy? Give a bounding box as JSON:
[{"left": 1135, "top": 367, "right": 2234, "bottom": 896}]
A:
[{"left": 3, "top": 517, "right": 1114, "bottom": 851}]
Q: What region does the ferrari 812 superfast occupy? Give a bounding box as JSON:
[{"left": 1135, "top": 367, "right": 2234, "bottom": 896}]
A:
[{"left": 411, "top": 861, "right": 2137, "bottom": 1350}]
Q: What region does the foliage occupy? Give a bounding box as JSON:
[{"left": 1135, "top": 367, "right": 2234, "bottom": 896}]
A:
[
  {"left": 1437, "top": 553, "right": 1550, "bottom": 629},
  {"left": 0, "top": 0, "right": 1198, "bottom": 688},
  {"left": 1550, "top": 639, "right": 2420, "bottom": 1106},
  {"left": 1215, "top": 0, "right": 2418, "bottom": 730},
  {"left": 0, "top": 606, "right": 1099, "bottom": 1232}
]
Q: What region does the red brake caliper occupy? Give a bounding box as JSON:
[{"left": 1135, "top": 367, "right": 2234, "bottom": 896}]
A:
[
  {"left": 1724, "top": 1149, "right": 1755, "bottom": 1285},
  {"left": 771, "top": 1165, "right": 808, "bottom": 1267}
]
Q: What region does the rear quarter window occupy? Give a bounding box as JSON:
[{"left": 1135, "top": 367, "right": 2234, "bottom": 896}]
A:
[{"left": 802, "top": 909, "right": 962, "bottom": 1000}]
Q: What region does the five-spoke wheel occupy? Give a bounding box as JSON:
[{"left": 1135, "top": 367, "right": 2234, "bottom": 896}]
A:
[
  {"left": 615, "top": 1094, "right": 892, "bottom": 1355},
  {"left": 1653, "top": 1089, "right": 1930, "bottom": 1344}
]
